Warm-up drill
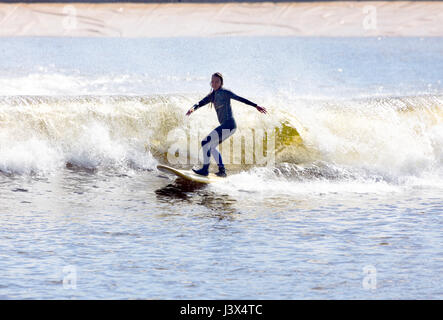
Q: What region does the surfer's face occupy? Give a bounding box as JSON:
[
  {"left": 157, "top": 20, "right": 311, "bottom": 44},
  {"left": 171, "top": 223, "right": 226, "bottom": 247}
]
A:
[{"left": 211, "top": 76, "right": 222, "bottom": 90}]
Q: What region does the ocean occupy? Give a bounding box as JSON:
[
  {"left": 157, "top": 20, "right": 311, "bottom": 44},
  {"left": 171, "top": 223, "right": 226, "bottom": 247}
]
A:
[{"left": 0, "top": 36, "right": 442, "bottom": 299}]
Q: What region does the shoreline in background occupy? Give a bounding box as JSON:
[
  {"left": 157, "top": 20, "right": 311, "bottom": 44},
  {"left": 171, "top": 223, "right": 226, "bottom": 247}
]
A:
[{"left": 0, "top": 1, "right": 442, "bottom": 37}]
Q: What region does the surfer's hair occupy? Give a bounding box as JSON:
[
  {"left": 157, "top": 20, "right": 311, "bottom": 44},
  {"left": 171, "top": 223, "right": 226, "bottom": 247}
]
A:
[{"left": 209, "top": 72, "right": 223, "bottom": 108}]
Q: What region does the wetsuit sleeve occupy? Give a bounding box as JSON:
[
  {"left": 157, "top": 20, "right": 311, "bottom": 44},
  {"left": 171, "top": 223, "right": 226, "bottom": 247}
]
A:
[
  {"left": 229, "top": 90, "right": 258, "bottom": 108},
  {"left": 194, "top": 91, "right": 215, "bottom": 110}
]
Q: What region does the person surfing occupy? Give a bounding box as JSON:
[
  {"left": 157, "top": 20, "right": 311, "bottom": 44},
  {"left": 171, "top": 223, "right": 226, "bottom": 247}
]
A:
[{"left": 186, "top": 72, "right": 267, "bottom": 177}]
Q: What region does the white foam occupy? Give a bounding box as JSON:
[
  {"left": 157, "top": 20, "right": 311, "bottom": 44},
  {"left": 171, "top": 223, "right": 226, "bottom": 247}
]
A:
[
  {"left": 211, "top": 166, "right": 401, "bottom": 198},
  {"left": 0, "top": 137, "right": 63, "bottom": 175}
]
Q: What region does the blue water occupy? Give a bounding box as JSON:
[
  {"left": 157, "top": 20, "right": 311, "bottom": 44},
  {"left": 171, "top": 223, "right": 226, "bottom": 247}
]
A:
[
  {"left": 0, "top": 36, "right": 442, "bottom": 299},
  {"left": 1, "top": 37, "right": 442, "bottom": 97}
]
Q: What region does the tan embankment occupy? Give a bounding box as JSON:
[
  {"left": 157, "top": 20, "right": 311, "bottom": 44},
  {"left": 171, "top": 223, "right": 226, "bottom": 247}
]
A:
[{"left": 0, "top": 2, "right": 442, "bottom": 37}]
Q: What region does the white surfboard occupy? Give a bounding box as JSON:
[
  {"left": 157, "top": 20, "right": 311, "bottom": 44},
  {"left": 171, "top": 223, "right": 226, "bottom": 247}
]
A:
[{"left": 157, "top": 164, "right": 225, "bottom": 184}]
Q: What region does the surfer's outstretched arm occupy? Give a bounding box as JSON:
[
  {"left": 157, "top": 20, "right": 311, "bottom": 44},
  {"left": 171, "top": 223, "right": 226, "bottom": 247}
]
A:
[
  {"left": 229, "top": 90, "right": 267, "bottom": 114},
  {"left": 186, "top": 91, "right": 215, "bottom": 116},
  {"left": 195, "top": 91, "right": 215, "bottom": 109}
]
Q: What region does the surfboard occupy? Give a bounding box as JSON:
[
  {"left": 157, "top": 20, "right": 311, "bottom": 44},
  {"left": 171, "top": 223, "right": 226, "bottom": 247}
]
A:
[{"left": 157, "top": 164, "right": 225, "bottom": 184}]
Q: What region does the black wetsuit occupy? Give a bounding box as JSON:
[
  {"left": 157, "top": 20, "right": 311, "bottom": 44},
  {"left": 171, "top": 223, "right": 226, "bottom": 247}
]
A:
[{"left": 194, "top": 87, "right": 258, "bottom": 167}]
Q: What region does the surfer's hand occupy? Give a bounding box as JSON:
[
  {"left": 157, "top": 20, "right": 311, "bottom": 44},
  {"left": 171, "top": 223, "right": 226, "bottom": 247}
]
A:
[
  {"left": 256, "top": 106, "right": 267, "bottom": 114},
  {"left": 186, "top": 106, "right": 195, "bottom": 116}
]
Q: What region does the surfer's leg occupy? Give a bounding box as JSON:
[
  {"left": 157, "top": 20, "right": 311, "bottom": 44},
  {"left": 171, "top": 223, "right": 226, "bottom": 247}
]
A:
[
  {"left": 210, "top": 146, "right": 226, "bottom": 177},
  {"left": 210, "top": 127, "right": 236, "bottom": 165},
  {"left": 208, "top": 126, "right": 223, "bottom": 166},
  {"left": 192, "top": 138, "right": 211, "bottom": 176},
  {"left": 212, "top": 119, "right": 237, "bottom": 176},
  {"left": 194, "top": 119, "right": 236, "bottom": 176},
  {"left": 210, "top": 147, "right": 222, "bottom": 166},
  {"left": 193, "top": 127, "right": 221, "bottom": 176},
  {"left": 202, "top": 128, "right": 221, "bottom": 165}
]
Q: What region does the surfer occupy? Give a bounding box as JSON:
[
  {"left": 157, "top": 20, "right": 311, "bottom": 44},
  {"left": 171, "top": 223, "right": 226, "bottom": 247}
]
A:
[{"left": 186, "top": 72, "right": 267, "bottom": 177}]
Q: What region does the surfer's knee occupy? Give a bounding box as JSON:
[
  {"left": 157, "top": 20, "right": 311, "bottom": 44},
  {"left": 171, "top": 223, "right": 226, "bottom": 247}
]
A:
[
  {"left": 201, "top": 135, "right": 211, "bottom": 147},
  {"left": 220, "top": 127, "right": 236, "bottom": 142},
  {"left": 202, "top": 132, "right": 220, "bottom": 148}
]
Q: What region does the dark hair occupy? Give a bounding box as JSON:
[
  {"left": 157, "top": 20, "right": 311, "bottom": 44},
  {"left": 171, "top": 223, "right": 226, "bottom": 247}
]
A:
[{"left": 209, "top": 72, "right": 223, "bottom": 108}]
